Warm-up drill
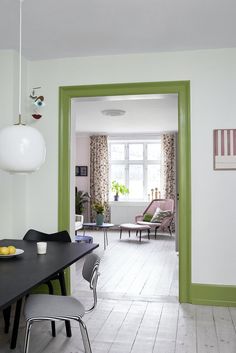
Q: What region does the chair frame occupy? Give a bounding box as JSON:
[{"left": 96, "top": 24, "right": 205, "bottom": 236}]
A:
[
  {"left": 135, "top": 199, "right": 175, "bottom": 238},
  {"left": 2, "top": 230, "right": 72, "bottom": 344},
  {"left": 23, "top": 256, "right": 100, "bottom": 353}
]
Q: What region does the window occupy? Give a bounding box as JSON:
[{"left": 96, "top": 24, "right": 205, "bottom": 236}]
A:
[{"left": 109, "top": 140, "right": 161, "bottom": 201}]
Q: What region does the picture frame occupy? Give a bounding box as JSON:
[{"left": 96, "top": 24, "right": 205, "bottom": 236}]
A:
[
  {"left": 75, "top": 165, "right": 88, "bottom": 176},
  {"left": 213, "top": 129, "right": 236, "bottom": 170}
]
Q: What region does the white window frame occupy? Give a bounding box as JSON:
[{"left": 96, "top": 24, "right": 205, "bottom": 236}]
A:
[{"left": 109, "top": 139, "right": 161, "bottom": 202}]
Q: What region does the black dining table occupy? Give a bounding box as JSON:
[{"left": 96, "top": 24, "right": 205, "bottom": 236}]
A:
[{"left": 0, "top": 239, "right": 99, "bottom": 349}]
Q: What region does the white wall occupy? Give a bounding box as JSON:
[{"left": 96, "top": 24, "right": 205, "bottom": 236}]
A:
[
  {"left": 0, "top": 51, "right": 28, "bottom": 238},
  {"left": 75, "top": 134, "right": 90, "bottom": 194},
  {"left": 25, "top": 48, "right": 236, "bottom": 286},
  {"left": 110, "top": 202, "right": 149, "bottom": 225}
]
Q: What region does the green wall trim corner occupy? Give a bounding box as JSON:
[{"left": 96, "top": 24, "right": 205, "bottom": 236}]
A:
[
  {"left": 191, "top": 283, "right": 236, "bottom": 307},
  {"left": 58, "top": 81, "right": 191, "bottom": 301}
]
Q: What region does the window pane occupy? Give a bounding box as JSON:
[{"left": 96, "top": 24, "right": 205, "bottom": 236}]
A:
[
  {"left": 147, "top": 165, "right": 160, "bottom": 196},
  {"left": 129, "top": 144, "right": 143, "bottom": 160},
  {"left": 110, "top": 144, "right": 125, "bottom": 160},
  {"left": 110, "top": 165, "right": 125, "bottom": 185},
  {"left": 147, "top": 143, "right": 161, "bottom": 160},
  {"left": 110, "top": 165, "right": 126, "bottom": 200},
  {"left": 129, "top": 165, "right": 143, "bottom": 199}
]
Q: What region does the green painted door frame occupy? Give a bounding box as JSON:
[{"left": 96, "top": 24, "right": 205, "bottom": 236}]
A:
[{"left": 58, "top": 81, "right": 191, "bottom": 303}]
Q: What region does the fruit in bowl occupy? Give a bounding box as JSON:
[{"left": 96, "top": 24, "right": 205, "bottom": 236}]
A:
[
  {"left": 0, "top": 246, "right": 16, "bottom": 255},
  {"left": 8, "top": 246, "right": 16, "bottom": 254}
]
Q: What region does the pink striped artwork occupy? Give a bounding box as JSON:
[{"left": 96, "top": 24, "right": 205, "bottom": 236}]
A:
[{"left": 213, "top": 129, "right": 236, "bottom": 170}]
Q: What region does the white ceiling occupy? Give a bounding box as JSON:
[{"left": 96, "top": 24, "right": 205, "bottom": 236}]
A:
[
  {"left": 73, "top": 94, "right": 178, "bottom": 134},
  {"left": 0, "top": 0, "right": 236, "bottom": 60}
]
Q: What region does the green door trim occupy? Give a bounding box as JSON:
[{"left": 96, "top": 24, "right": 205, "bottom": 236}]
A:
[{"left": 58, "top": 81, "right": 191, "bottom": 302}]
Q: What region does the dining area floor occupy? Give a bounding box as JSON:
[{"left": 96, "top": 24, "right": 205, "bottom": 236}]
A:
[{"left": 1, "top": 230, "right": 236, "bottom": 352}]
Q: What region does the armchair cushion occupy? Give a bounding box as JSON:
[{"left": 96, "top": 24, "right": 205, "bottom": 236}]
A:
[
  {"left": 143, "top": 213, "right": 153, "bottom": 222},
  {"left": 151, "top": 210, "right": 172, "bottom": 223}
]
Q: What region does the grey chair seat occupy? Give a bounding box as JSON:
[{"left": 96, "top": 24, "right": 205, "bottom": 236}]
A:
[{"left": 25, "top": 294, "right": 85, "bottom": 321}]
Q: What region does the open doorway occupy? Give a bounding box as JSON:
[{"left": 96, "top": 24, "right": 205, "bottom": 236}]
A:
[
  {"left": 73, "top": 93, "right": 178, "bottom": 300},
  {"left": 58, "top": 81, "right": 191, "bottom": 303}
]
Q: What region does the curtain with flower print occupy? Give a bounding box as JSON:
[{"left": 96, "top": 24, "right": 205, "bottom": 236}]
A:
[
  {"left": 160, "top": 133, "right": 176, "bottom": 230},
  {"left": 160, "top": 133, "right": 176, "bottom": 200},
  {"left": 90, "top": 135, "right": 110, "bottom": 222}
]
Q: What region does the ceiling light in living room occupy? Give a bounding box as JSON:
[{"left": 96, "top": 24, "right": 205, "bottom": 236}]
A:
[{"left": 101, "top": 109, "right": 126, "bottom": 117}]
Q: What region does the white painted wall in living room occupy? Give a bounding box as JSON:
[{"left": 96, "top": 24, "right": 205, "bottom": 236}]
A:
[
  {"left": 110, "top": 202, "right": 149, "bottom": 225},
  {"left": 25, "top": 48, "right": 236, "bottom": 285},
  {"left": 75, "top": 134, "right": 90, "bottom": 194},
  {"left": 0, "top": 51, "right": 28, "bottom": 238},
  {"left": 75, "top": 134, "right": 90, "bottom": 222}
]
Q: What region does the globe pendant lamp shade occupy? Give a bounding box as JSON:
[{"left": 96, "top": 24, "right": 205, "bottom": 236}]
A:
[{"left": 0, "top": 125, "right": 46, "bottom": 173}]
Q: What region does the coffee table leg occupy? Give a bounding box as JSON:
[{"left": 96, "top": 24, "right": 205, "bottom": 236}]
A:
[
  {"left": 10, "top": 299, "right": 22, "bottom": 349},
  {"left": 139, "top": 230, "right": 141, "bottom": 242},
  {"left": 120, "top": 228, "right": 122, "bottom": 239},
  {"left": 104, "top": 230, "right": 106, "bottom": 250},
  {"left": 106, "top": 230, "right": 108, "bottom": 246}
]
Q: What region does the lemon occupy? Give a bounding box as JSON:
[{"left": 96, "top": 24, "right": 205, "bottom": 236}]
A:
[
  {"left": 0, "top": 247, "right": 10, "bottom": 255},
  {"left": 8, "top": 246, "right": 16, "bottom": 254}
]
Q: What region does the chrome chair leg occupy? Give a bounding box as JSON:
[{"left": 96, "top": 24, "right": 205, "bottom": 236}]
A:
[
  {"left": 24, "top": 320, "right": 33, "bottom": 353},
  {"left": 78, "top": 318, "right": 92, "bottom": 353}
]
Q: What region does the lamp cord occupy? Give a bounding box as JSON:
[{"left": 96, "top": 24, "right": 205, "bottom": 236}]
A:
[{"left": 18, "top": 0, "right": 24, "bottom": 125}]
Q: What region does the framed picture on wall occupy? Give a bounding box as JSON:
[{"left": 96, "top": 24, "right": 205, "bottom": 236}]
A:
[
  {"left": 213, "top": 129, "right": 236, "bottom": 170},
  {"left": 75, "top": 166, "right": 88, "bottom": 176}
]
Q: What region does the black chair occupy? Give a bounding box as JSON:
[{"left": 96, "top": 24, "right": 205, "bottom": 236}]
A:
[{"left": 3, "top": 229, "right": 72, "bottom": 341}]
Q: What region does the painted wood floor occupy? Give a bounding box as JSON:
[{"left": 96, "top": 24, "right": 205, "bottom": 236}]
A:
[
  {"left": 74, "top": 229, "right": 179, "bottom": 301},
  {"left": 1, "top": 231, "right": 236, "bottom": 353}
]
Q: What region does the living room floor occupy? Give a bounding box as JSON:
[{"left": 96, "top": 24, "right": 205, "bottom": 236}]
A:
[{"left": 74, "top": 229, "right": 178, "bottom": 301}]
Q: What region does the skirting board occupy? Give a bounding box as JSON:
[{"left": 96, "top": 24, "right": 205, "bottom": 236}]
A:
[{"left": 191, "top": 283, "right": 236, "bottom": 307}]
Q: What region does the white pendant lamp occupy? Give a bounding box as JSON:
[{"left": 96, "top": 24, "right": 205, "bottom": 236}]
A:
[{"left": 0, "top": 0, "right": 46, "bottom": 174}]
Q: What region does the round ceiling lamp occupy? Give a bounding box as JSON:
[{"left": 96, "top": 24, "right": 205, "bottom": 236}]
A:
[
  {"left": 101, "top": 109, "right": 126, "bottom": 117},
  {"left": 0, "top": 0, "right": 46, "bottom": 174}
]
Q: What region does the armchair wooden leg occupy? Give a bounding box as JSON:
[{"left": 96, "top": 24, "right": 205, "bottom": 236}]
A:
[{"left": 155, "top": 227, "right": 158, "bottom": 239}]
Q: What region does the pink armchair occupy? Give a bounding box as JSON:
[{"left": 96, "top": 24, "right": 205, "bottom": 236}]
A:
[{"left": 135, "top": 199, "right": 174, "bottom": 238}]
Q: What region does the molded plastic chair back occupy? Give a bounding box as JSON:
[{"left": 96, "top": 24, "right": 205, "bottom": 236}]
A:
[
  {"left": 82, "top": 253, "right": 100, "bottom": 284},
  {"left": 82, "top": 253, "right": 100, "bottom": 313},
  {"left": 23, "top": 229, "right": 71, "bottom": 243},
  {"left": 48, "top": 231, "right": 71, "bottom": 242},
  {"left": 23, "top": 229, "right": 48, "bottom": 242}
]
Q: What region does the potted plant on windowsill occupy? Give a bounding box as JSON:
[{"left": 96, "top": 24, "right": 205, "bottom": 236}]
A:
[
  {"left": 111, "top": 181, "right": 129, "bottom": 201},
  {"left": 92, "top": 201, "right": 105, "bottom": 225}
]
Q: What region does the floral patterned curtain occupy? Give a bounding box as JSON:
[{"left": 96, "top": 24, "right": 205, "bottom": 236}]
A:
[
  {"left": 90, "top": 135, "right": 110, "bottom": 222},
  {"left": 160, "top": 133, "right": 176, "bottom": 201}
]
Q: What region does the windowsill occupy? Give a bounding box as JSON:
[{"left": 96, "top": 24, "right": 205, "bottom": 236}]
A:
[{"left": 110, "top": 201, "right": 149, "bottom": 207}]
